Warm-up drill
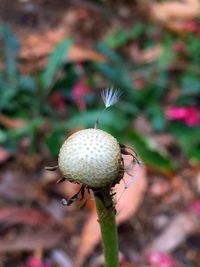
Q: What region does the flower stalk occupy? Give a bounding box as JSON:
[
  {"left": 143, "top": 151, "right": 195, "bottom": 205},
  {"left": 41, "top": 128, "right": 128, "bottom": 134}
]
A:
[{"left": 94, "top": 188, "right": 120, "bottom": 267}]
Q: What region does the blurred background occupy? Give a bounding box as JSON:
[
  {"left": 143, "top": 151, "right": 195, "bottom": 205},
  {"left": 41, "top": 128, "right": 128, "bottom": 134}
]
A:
[{"left": 0, "top": 0, "right": 200, "bottom": 266}]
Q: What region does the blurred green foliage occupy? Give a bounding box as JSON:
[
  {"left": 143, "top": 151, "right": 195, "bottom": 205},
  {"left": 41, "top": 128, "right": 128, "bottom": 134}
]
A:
[{"left": 0, "top": 23, "right": 200, "bottom": 170}]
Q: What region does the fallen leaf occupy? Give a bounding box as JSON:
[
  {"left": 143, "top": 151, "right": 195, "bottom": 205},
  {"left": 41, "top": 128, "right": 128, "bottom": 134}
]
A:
[
  {"left": 0, "top": 226, "right": 64, "bottom": 252},
  {"left": 68, "top": 46, "right": 105, "bottom": 63},
  {"left": 0, "top": 171, "right": 44, "bottom": 202},
  {"left": 16, "top": 154, "right": 42, "bottom": 171},
  {"left": 145, "top": 212, "right": 200, "bottom": 253},
  {"left": 19, "top": 29, "right": 105, "bottom": 73},
  {"left": 75, "top": 165, "right": 147, "bottom": 267},
  {"left": 0, "top": 114, "right": 26, "bottom": 129},
  {"left": 74, "top": 211, "right": 98, "bottom": 267},
  {"left": 20, "top": 29, "right": 66, "bottom": 60},
  {"left": 149, "top": 179, "right": 171, "bottom": 198},
  {"left": 0, "top": 207, "right": 55, "bottom": 226},
  {"left": 115, "top": 166, "right": 147, "bottom": 224},
  {"left": 150, "top": 0, "right": 200, "bottom": 22},
  {"left": 139, "top": 45, "right": 163, "bottom": 64},
  {"left": 147, "top": 0, "right": 200, "bottom": 32},
  {"left": 129, "top": 44, "right": 162, "bottom": 64}
]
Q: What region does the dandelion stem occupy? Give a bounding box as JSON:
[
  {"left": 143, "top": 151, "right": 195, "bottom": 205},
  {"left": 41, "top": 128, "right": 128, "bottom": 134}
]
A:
[{"left": 94, "top": 188, "right": 119, "bottom": 267}]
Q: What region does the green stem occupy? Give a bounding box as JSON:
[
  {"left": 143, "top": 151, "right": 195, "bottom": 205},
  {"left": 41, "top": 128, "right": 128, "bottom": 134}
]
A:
[{"left": 93, "top": 188, "right": 119, "bottom": 267}]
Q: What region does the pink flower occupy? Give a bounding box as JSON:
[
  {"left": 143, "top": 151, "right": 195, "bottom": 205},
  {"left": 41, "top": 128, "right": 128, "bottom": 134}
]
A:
[
  {"left": 172, "top": 42, "right": 185, "bottom": 53},
  {"left": 146, "top": 252, "right": 178, "bottom": 267},
  {"left": 71, "top": 79, "right": 90, "bottom": 111},
  {"left": 166, "top": 106, "right": 200, "bottom": 127},
  {"left": 49, "top": 92, "right": 66, "bottom": 113},
  {"left": 181, "top": 20, "right": 199, "bottom": 33},
  {"left": 189, "top": 201, "right": 200, "bottom": 214},
  {"left": 26, "top": 256, "right": 51, "bottom": 267}
]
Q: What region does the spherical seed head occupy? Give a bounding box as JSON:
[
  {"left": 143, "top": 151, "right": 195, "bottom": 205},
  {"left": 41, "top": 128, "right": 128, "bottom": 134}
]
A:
[{"left": 58, "top": 128, "right": 123, "bottom": 188}]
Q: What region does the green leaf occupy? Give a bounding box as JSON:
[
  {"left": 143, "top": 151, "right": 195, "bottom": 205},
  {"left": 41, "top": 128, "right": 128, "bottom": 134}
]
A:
[
  {"left": 8, "top": 118, "right": 45, "bottom": 139},
  {"left": 187, "top": 149, "right": 200, "bottom": 162},
  {"left": 104, "top": 23, "right": 144, "bottom": 49},
  {"left": 45, "top": 131, "right": 64, "bottom": 157},
  {"left": 130, "top": 22, "right": 145, "bottom": 39},
  {"left": 93, "top": 62, "right": 140, "bottom": 102},
  {"left": 93, "top": 43, "right": 141, "bottom": 101},
  {"left": 105, "top": 29, "right": 129, "bottom": 49},
  {"left": 42, "top": 38, "right": 72, "bottom": 90},
  {"left": 186, "top": 34, "right": 200, "bottom": 63},
  {"left": 128, "top": 131, "right": 175, "bottom": 171},
  {"left": 148, "top": 104, "right": 166, "bottom": 132},
  {"left": 170, "top": 122, "right": 200, "bottom": 162},
  {"left": 181, "top": 75, "right": 200, "bottom": 95},
  {"left": 157, "top": 35, "right": 174, "bottom": 69},
  {"left": 0, "top": 86, "right": 17, "bottom": 110},
  {"left": 60, "top": 109, "right": 128, "bottom": 132},
  {"left": 0, "top": 129, "right": 7, "bottom": 143},
  {"left": 0, "top": 26, "right": 19, "bottom": 83},
  {"left": 19, "top": 75, "right": 36, "bottom": 92},
  {"left": 96, "top": 43, "right": 125, "bottom": 65}
]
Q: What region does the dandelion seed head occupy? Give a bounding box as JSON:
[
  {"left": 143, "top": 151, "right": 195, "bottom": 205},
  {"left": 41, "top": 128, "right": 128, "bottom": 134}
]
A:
[{"left": 58, "top": 128, "right": 122, "bottom": 188}]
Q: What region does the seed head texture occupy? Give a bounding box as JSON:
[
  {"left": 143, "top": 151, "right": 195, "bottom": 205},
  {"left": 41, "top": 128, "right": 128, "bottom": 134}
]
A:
[{"left": 58, "top": 128, "right": 122, "bottom": 188}]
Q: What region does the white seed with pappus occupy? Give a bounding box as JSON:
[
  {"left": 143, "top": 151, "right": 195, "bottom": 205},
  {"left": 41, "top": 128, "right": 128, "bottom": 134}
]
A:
[{"left": 58, "top": 128, "right": 123, "bottom": 188}]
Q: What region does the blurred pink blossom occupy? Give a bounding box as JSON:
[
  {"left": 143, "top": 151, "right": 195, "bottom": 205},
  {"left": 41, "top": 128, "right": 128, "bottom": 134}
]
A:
[
  {"left": 49, "top": 92, "right": 66, "bottom": 113},
  {"left": 26, "top": 256, "right": 51, "bottom": 267},
  {"left": 181, "top": 20, "right": 200, "bottom": 33},
  {"left": 146, "top": 252, "right": 178, "bottom": 267},
  {"left": 189, "top": 200, "right": 200, "bottom": 214},
  {"left": 166, "top": 106, "right": 200, "bottom": 126},
  {"left": 71, "top": 79, "right": 90, "bottom": 110},
  {"left": 172, "top": 42, "right": 185, "bottom": 53}
]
